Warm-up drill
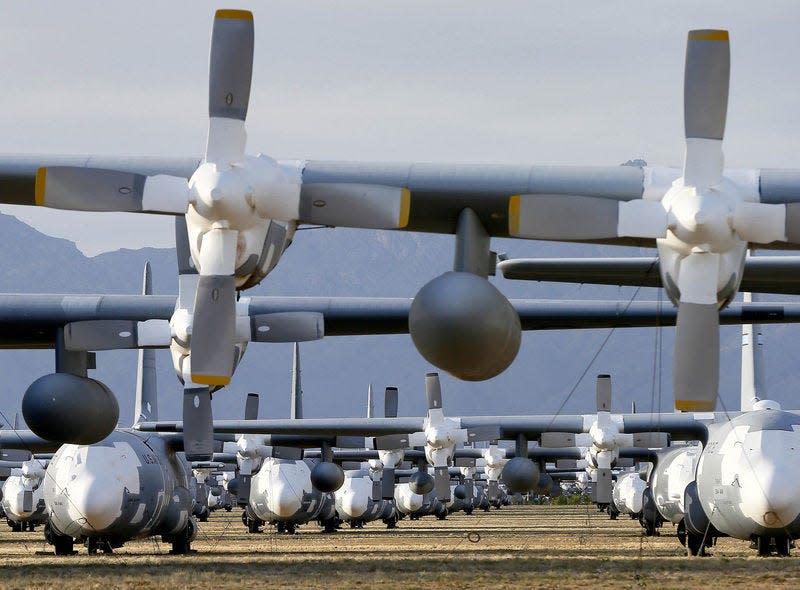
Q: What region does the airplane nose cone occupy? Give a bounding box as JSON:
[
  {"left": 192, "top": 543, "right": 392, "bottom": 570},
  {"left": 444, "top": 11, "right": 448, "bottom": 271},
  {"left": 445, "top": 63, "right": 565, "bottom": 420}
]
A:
[
  {"left": 739, "top": 461, "right": 800, "bottom": 529},
  {"left": 268, "top": 482, "right": 302, "bottom": 518},
  {"left": 68, "top": 477, "right": 124, "bottom": 533},
  {"left": 341, "top": 492, "right": 369, "bottom": 519}
]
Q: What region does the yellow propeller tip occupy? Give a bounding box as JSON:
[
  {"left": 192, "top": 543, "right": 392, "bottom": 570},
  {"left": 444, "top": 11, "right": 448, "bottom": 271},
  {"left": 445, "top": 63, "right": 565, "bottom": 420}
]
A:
[{"left": 215, "top": 9, "right": 253, "bottom": 21}]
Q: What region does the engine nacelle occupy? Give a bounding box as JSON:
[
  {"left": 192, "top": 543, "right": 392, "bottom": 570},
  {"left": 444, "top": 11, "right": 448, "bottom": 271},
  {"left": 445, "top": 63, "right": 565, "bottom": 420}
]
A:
[
  {"left": 501, "top": 457, "right": 540, "bottom": 494},
  {"left": 22, "top": 373, "right": 119, "bottom": 444},
  {"left": 409, "top": 272, "right": 521, "bottom": 381}
]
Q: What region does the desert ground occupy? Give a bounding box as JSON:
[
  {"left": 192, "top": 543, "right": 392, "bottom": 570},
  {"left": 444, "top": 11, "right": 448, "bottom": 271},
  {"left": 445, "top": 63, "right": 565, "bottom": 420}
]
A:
[{"left": 2, "top": 504, "right": 799, "bottom": 589}]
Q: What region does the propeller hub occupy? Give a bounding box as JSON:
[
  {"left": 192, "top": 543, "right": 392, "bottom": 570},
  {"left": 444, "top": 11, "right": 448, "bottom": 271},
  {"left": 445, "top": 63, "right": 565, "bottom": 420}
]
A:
[{"left": 667, "top": 186, "right": 733, "bottom": 250}]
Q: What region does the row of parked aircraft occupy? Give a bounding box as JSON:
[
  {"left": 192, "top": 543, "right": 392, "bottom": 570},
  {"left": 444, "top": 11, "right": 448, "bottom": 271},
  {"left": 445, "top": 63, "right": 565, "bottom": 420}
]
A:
[{"left": 0, "top": 8, "right": 799, "bottom": 561}]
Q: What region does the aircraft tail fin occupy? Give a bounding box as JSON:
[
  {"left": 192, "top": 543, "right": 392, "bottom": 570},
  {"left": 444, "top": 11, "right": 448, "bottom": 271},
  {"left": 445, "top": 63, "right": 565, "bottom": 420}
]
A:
[
  {"left": 291, "top": 342, "right": 302, "bottom": 419},
  {"left": 134, "top": 262, "right": 158, "bottom": 426},
  {"left": 741, "top": 290, "right": 765, "bottom": 411}
]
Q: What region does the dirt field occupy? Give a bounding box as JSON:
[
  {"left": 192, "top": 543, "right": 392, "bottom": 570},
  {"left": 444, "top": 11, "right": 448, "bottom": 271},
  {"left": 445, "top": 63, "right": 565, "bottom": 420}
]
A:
[{"left": 2, "top": 504, "right": 800, "bottom": 589}]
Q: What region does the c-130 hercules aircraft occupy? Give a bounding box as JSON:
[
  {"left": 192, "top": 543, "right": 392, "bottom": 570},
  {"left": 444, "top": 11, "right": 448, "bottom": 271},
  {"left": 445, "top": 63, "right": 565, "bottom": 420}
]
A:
[{"left": 3, "top": 12, "right": 800, "bottom": 455}]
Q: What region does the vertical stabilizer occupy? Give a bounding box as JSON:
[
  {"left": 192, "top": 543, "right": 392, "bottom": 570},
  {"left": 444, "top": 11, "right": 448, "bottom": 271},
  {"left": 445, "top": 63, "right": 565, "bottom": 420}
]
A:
[
  {"left": 291, "top": 342, "right": 303, "bottom": 419},
  {"left": 367, "top": 383, "right": 374, "bottom": 418},
  {"left": 741, "top": 291, "right": 764, "bottom": 411},
  {"left": 134, "top": 262, "right": 158, "bottom": 425}
]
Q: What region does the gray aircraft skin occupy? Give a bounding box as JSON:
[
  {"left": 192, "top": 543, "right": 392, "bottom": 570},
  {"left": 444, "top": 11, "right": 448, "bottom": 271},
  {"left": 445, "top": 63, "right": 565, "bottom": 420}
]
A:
[
  {"left": 44, "top": 429, "right": 196, "bottom": 554},
  {"left": 691, "top": 401, "right": 800, "bottom": 552},
  {"left": 2, "top": 17, "right": 800, "bottom": 409},
  {"left": 649, "top": 444, "right": 703, "bottom": 525},
  {"left": 245, "top": 456, "right": 336, "bottom": 533}
]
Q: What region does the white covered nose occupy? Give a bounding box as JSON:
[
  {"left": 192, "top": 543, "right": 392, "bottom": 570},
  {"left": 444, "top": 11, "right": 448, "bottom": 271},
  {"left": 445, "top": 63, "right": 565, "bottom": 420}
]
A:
[
  {"left": 268, "top": 480, "right": 302, "bottom": 518},
  {"left": 67, "top": 471, "right": 125, "bottom": 533}
]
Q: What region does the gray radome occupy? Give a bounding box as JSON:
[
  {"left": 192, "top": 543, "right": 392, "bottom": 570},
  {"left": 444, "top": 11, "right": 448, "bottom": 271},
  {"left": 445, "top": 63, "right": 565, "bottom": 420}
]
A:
[
  {"left": 311, "top": 462, "right": 345, "bottom": 493},
  {"left": 409, "top": 272, "right": 521, "bottom": 381},
  {"left": 408, "top": 471, "right": 435, "bottom": 495},
  {"left": 22, "top": 373, "right": 119, "bottom": 444},
  {"left": 501, "top": 457, "right": 540, "bottom": 494}
]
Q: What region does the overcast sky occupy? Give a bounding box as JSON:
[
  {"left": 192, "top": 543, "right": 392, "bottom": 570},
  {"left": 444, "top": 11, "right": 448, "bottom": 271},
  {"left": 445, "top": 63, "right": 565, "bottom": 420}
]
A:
[{"left": 0, "top": 1, "right": 798, "bottom": 253}]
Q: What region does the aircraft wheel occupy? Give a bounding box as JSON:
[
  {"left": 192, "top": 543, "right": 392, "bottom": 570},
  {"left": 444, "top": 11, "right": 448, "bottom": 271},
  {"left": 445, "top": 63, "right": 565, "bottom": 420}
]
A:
[
  {"left": 756, "top": 536, "right": 772, "bottom": 557},
  {"left": 776, "top": 537, "right": 792, "bottom": 557},
  {"left": 168, "top": 522, "right": 194, "bottom": 555},
  {"left": 46, "top": 524, "right": 75, "bottom": 556},
  {"left": 686, "top": 532, "right": 708, "bottom": 557},
  {"left": 677, "top": 520, "right": 687, "bottom": 547}
]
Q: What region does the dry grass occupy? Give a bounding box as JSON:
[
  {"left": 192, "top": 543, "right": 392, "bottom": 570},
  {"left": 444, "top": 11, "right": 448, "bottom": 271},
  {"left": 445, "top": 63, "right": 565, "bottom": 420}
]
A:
[{"left": 2, "top": 505, "right": 800, "bottom": 589}]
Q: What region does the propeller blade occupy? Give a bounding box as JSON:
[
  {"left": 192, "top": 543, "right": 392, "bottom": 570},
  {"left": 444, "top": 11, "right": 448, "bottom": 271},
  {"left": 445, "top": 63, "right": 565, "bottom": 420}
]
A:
[
  {"left": 191, "top": 228, "right": 238, "bottom": 386},
  {"left": 508, "top": 194, "right": 668, "bottom": 240},
  {"left": 683, "top": 30, "right": 729, "bottom": 187},
  {"left": 425, "top": 372, "right": 443, "bottom": 411},
  {"left": 250, "top": 312, "right": 324, "bottom": 342},
  {"left": 244, "top": 393, "right": 259, "bottom": 421},
  {"left": 596, "top": 374, "right": 612, "bottom": 412},
  {"left": 381, "top": 467, "right": 395, "bottom": 500},
  {"left": 633, "top": 432, "right": 670, "bottom": 448},
  {"left": 299, "top": 183, "right": 411, "bottom": 229},
  {"left": 183, "top": 386, "right": 214, "bottom": 461},
  {"left": 374, "top": 434, "right": 411, "bottom": 451},
  {"left": 540, "top": 432, "right": 577, "bottom": 448},
  {"left": 465, "top": 425, "right": 502, "bottom": 443},
  {"left": 732, "top": 202, "right": 787, "bottom": 244},
  {"left": 190, "top": 275, "right": 236, "bottom": 385},
  {"left": 205, "top": 9, "right": 254, "bottom": 164},
  {"left": 593, "top": 467, "right": 613, "bottom": 504},
  {"left": 674, "top": 252, "right": 720, "bottom": 411},
  {"left": 434, "top": 465, "right": 451, "bottom": 501},
  {"left": 35, "top": 167, "right": 188, "bottom": 213},
  {"left": 384, "top": 387, "right": 398, "bottom": 419},
  {"left": 64, "top": 319, "right": 171, "bottom": 350}
]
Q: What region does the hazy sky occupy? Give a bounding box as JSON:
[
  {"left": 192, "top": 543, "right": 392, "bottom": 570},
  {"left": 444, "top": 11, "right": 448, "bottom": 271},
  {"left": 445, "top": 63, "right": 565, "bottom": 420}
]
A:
[
  {"left": 0, "top": 3, "right": 799, "bottom": 421},
  {"left": 1, "top": 1, "right": 799, "bottom": 253}
]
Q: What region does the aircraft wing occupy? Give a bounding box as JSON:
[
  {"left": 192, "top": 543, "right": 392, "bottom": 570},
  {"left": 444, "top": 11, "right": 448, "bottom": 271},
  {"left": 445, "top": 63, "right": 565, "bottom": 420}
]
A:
[
  {"left": 499, "top": 256, "right": 800, "bottom": 295},
  {"left": 0, "top": 429, "right": 61, "bottom": 453},
  {"left": 3, "top": 293, "right": 800, "bottom": 348},
  {"left": 138, "top": 417, "right": 426, "bottom": 436},
  {"left": 459, "top": 413, "right": 710, "bottom": 442},
  {"left": 138, "top": 412, "right": 710, "bottom": 442},
  {"left": 3, "top": 155, "right": 800, "bottom": 242}
]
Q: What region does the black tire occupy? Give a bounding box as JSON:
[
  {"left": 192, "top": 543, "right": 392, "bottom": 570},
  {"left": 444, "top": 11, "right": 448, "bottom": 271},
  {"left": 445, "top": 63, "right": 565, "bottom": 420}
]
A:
[
  {"left": 687, "top": 532, "right": 707, "bottom": 557},
  {"left": 756, "top": 536, "right": 772, "bottom": 557},
  {"left": 776, "top": 537, "right": 792, "bottom": 557},
  {"left": 46, "top": 523, "right": 75, "bottom": 556}
]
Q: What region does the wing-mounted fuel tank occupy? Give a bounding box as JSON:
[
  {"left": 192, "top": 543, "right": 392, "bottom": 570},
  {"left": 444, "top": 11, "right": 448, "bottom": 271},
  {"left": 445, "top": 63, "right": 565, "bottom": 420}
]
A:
[{"left": 408, "top": 209, "right": 521, "bottom": 381}]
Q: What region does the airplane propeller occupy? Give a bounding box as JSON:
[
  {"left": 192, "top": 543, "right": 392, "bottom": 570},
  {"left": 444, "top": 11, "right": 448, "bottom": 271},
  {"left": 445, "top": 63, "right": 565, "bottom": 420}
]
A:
[
  {"left": 507, "top": 30, "right": 799, "bottom": 411},
  {"left": 540, "top": 375, "right": 667, "bottom": 504},
  {"left": 375, "top": 373, "right": 500, "bottom": 501}
]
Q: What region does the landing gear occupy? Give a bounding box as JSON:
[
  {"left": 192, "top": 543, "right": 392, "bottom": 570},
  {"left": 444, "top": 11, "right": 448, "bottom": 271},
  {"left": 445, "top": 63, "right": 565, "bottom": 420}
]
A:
[
  {"left": 87, "top": 538, "right": 114, "bottom": 555},
  {"left": 276, "top": 522, "right": 296, "bottom": 535},
  {"left": 45, "top": 523, "right": 75, "bottom": 556},
  {"left": 320, "top": 517, "right": 339, "bottom": 533},
  {"left": 8, "top": 519, "right": 21, "bottom": 532},
  {"left": 383, "top": 514, "right": 399, "bottom": 529},
  {"left": 608, "top": 503, "right": 619, "bottom": 521},
  {"left": 242, "top": 510, "right": 263, "bottom": 534},
  {"left": 754, "top": 535, "right": 794, "bottom": 557},
  {"left": 166, "top": 519, "right": 195, "bottom": 555}
]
